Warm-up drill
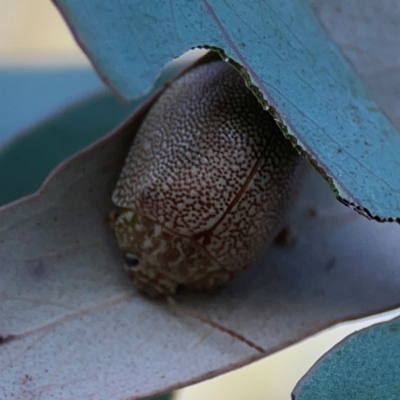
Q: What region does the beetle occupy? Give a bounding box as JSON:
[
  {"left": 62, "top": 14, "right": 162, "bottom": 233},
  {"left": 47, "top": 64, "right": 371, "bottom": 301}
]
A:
[{"left": 111, "top": 60, "right": 307, "bottom": 297}]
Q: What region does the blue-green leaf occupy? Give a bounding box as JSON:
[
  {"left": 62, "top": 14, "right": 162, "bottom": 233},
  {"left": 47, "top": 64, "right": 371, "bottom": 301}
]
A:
[
  {"left": 54, "top": 0, "right": 400, "bottom": 222},
  {"left": 0, "top": 68, "right": 103, "bottom": 146},
  {"left": 0, "top": 92, "right": 135, "bottom": 206},
  {"left": 292, "top": 316, "right": 400, "bottom": 400}
]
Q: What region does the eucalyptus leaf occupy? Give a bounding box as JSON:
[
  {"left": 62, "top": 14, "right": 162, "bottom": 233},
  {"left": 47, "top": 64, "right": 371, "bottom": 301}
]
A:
[
  {"left": 0, "top": 68, "right": 103, "bottom": 146},
  {"left": 292, "top": 316, "right": 400, "bottom": 400},
  {"left": 1, "top": 87, "right": 400, "bottom": 398},
  {"left": 0, "top": 92, "right": 135, "bottom": 205},
  {"left": 54, "top": 0, "right": 400, "bottom": 221},
  {"left": 312, "top": 0, "right": 400, "bottom": 130}
]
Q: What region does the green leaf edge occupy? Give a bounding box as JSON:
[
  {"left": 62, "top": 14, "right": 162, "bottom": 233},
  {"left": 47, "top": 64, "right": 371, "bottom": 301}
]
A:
[{"left": 292, "top": 315, "right": 400, "bottom": 400}]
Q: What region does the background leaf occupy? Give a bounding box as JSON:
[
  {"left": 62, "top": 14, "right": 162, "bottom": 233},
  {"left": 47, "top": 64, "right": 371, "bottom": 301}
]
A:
[
  {"left": 0, "top": 92, "right": 135, "bottom": 205},
  {"left": 292, "top": 316, "right": 400, "bottom": 400},
  {"left": 0, "top": 68, "right": 103, "bottom": 147},
  {"left": 2, "top": 89, "right": 400, "bottom": 398}
]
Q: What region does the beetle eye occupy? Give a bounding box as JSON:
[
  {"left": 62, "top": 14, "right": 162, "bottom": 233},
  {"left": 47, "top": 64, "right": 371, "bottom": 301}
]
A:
[
  {"left": 175, "top": 284, "right": 186, "bottom": 295},
  {"left": 125, "top": 253, "right": 139, "bottom": 267}
]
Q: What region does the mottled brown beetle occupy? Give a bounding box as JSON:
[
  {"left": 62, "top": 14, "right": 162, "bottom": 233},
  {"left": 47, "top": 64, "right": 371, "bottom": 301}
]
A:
[{"left": 111, "top": 61, "right": 307, "bottom": 297}]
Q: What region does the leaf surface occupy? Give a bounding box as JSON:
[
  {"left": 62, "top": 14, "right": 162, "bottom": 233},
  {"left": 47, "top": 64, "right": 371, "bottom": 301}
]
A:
[
  {"left": 313, "top": 0, "right": 400, "bottom": 129},
  {"left": 54, "top": 0, "right": 400, "bottom": 220},
  {"left": 2, "top": 93, "right": 400, "bottom": 399},
  {"left": 292, "top": 316, "right": 400, "bottom": 400}
]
